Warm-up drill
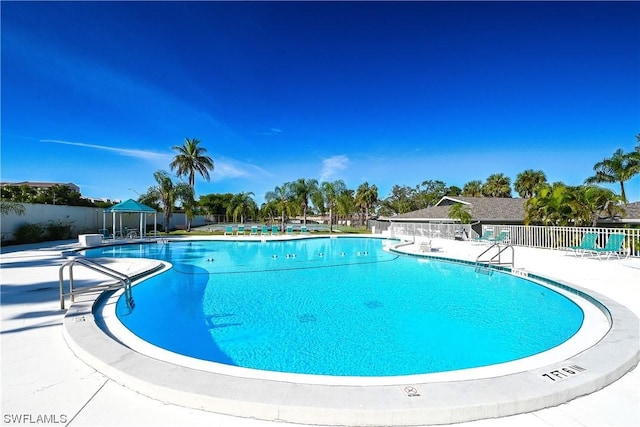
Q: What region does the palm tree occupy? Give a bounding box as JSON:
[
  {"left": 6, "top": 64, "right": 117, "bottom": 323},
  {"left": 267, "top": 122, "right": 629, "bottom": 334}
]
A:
[
  {"left": 336, "top": 189, "right": 355, "bottom": 227},
  {"left": 462, "top": 180, "right": 483, "bottom": 197},
  {"left": 448, "top": 203, "right": 471, "bottom": 224},
  {"left": 320, "top": 180, "right": 347, "bottom": 232},
  {"left": 585, "top": 148, "right": 640, "bottom": 204},
  {"left": 227, "top": 192, "right": 257, "bottom": 224},
  {"left": 355, "top": 182, "right": 378, "bottom": 227},
  {"left": 170, "top": 137, "right": 214, "bottom": 193},
  {"left": 482, "top": 173, "right": 512, "bottom": 198},
  {"left": 0, "top": 201, "right": 26, "bottom": 216},
  {"left": 140, "top": 170, "right": 193, "bottom": 232},
  {"left": 265, "top": 183, "right": 293, "bottom": 231},
  {"left": 514, "top": 169, "right": 547, "bottom": 198},
  {"left": 291, "top": 178, "right": 319, "bottom": 226}
]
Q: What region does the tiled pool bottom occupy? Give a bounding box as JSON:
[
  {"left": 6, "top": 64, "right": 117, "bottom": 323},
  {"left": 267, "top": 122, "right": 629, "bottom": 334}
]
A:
[{"left": 62, "top": 246, "right": 640, "bottom": 425}]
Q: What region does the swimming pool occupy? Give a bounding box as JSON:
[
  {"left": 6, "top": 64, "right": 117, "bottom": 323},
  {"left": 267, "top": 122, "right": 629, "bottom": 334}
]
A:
[{"left": 85, "top": 237, "right": 584, "bottom": 377}]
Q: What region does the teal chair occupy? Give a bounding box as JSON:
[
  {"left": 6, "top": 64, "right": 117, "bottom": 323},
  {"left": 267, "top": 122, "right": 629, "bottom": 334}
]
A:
[
  {"left": 271, "top": 225, "right": 279, "bottom": 235},
  {"left": 568, "top": 232, "right": 598, "bottom": 257},
  {"left": 237, "top": 225, "right": 245, "bottom": 235},
  {"left": 301, "top": 225, "right": 308, "bottom": 234},
  {"left": 224, "top": 225, "right": 233, "bottom": 235},
  {"left": 589, "top": 233, "right": 626, "bottom": 260},
  {"left": 489, "top": 230, "right": 510, "bottom": 244},
  {"left": 250, "top": 225, "right": 258, "bottom": 236},
  {"left": 286, "top": 225, "right": 294, "bottom": 234},
  {"left": 473, "top": 229, "right": 493, "bottom": 243},
  {"left": 261, "top": 225, "right": 269, "bottom": 236}
]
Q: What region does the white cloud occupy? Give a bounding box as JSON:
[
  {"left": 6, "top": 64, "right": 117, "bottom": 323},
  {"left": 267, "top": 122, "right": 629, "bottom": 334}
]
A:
[
  {"left": 40, "top": 139, "right": 172, "bottom": 162},
  {"left": 255, "top": 128, "right": 283, "bottom": 136},
  {"left": 319, "top": 155, "right": 350, "bottom": 182}
]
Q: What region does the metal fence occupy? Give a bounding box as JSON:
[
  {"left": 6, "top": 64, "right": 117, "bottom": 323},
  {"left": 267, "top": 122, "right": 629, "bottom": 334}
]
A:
[{"left": 381, "top": 221, "right": 640, "bottom": 258}]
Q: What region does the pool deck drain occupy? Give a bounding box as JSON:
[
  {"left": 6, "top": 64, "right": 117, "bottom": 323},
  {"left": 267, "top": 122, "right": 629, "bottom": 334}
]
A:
[{"left": 2, "top": 236, "right": 639, "bottom": 426}]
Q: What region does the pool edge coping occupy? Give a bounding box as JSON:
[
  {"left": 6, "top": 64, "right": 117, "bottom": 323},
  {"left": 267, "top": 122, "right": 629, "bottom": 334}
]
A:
[{"left": 62, "top": 237, "right": 640, "bottom": 426}]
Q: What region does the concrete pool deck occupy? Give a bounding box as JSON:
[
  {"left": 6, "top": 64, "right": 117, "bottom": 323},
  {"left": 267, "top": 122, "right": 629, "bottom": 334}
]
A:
[{"left": 1, "top": 236, "right": 638, "bottom": 426}]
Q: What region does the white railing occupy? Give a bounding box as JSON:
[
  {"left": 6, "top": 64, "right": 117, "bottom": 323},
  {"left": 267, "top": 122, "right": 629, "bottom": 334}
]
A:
[{"left": 387, "top": 222, "right": 640, "bottom": 258}]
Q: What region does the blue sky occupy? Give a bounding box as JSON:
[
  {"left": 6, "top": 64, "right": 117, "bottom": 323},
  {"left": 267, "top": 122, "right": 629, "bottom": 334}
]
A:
[{"left": 2, "top": 1, "right": 639, "bottom": 204}]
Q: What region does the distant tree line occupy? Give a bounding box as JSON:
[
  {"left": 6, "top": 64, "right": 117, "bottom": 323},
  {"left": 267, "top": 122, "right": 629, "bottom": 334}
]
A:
[{"left": 3, "top": 135, "right": 639, "bottom": 230}]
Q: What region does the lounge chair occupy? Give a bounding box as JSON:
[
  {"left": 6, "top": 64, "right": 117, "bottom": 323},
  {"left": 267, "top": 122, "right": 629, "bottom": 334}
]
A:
[
  {"left": 568, "top": 232, "right": 598, "bottom": 257},
  {"left": 237, "top": 225, "right": 245, "bottom": 235},
  {"left": 224, "top": 225, "right": 233, "bottom": 235},
  {"left": 588, "top": 233, "right": 626, "bottom": 260},
  {"left": 261, "top": 225, "right": 269, "bottom": 236},
  {"left": 271, "top": 225, "right": 279, "bottom": 235},
  {"left": 489, "top": 230, "right": 510, "bottom": 244},
  {"left": 286, "top": 225, "right": 294, "bottom": 234},
  {"left": 301, "top": 225, "right": 308, "bottom": 234},
  {"left": 473, "top": 229, "right": 493, "bottom": 243},
  {"left": 250, "top": 225, "right": 258, "bottom": 236}
]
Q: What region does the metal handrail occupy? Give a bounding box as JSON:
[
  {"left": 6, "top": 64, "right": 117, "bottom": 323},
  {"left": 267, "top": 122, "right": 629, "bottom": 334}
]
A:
[
  {"left": 475, "top": 243, "right": 515, "bottom": 273},
  {"left": 59, "top": 257, "right": 135, "bottom": 310}
]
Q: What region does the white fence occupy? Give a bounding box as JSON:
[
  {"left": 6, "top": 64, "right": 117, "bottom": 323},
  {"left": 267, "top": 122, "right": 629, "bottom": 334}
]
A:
[
  {"left": 386, "top": 222, "right": 640, "bottom": 258},
  {"left": 1, "top": 203, "right": 207, "bottom": 241}
]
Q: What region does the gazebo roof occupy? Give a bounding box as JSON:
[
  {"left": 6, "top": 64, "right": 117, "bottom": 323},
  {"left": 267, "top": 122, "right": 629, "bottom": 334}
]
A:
[{"left": 104, "top": 199, "right": 156, "bottom": 213}]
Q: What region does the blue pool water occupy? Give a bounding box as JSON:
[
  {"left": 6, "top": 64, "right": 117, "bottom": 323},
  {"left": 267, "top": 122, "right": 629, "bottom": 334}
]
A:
[{"left": 85, "top": 237, "right": 584, "bottom": 377}]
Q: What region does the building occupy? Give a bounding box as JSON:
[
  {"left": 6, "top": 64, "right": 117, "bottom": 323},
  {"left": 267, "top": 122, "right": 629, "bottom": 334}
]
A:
[
  {"left": 383, "top": 196, "right": 640, "bottom": 235},
  {"left": 0, "top": 181, "right": 81, "bottom": 193}
]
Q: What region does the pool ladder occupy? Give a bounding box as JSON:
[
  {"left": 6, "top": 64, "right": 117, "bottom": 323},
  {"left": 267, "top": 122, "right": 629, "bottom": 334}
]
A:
[
  {"left": 475, "top": 243, "right": 515, "bottom": 275},
  {"left": 59, "top": 257, "right": 134, "bottom": 310}
]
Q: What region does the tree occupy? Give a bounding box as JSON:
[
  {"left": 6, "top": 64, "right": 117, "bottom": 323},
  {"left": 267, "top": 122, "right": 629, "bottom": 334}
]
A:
[
  {"left": 482, "top": 173, "right": 512, "bottom": 198},
  {"left": 227, "top": 192, "right": 257, "bottom": 224},
  {"left": 265, "top": 183, "right": 293, "bottom": 231},
  {"left": 320, "top": 180, "right": 347, "bottom": 232},
  {"left": 199, "top": 193, "right": 234, "bottom": 220},
  {"left": 446, "top": 185, "right": 462, "bottom": 197},
  {"left": 416, "top": 180, "right": 447, "bottom": 207},
  {"left": 524, "top": 182, "right": 572, "bottom": 226},
  {"left": 462, "top": 180, "right": 483, "bottom": 197},
  {"left": 585, "top": 147, "right": 640, "bottom": 204},
  {"left": 570, "top": 186, "right": 624, "bottom": 226},
  {"left": 291, "top": 178, "right": 319, "bottom": 226},
  {"left": 140, "top": 170, "right": 193, "bottom": 231},
  {"left": 381, "top": 185, "right": 418, "bottom": 215},
  {"left": 336, "top": 189, "right": 355, "bottom": 226},
  {"left": 448, "top": 203, "right": 471, "bottom": 224},
  {"left": 514, "top": 169, "right": 547, "bottom": 198},
  {"left": 355, "top": 182, "right": 379, "bottom": 226},
  {"left": 170, "top": 137, "right": 214, "bottom": 193},
  {"left": 0, "top": 201, "right": 26, "bottom": 216}
]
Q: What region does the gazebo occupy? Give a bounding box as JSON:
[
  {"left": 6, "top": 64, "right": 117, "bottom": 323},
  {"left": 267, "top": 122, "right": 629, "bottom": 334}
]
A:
[{"left": 103, "top": 199, "right": 157, "bottom": 239}]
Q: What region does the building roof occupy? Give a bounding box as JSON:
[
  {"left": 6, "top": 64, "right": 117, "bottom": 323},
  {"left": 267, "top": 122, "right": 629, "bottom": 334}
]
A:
[
  {"left": 104, "top": 198, "right": 156, "bottom": 213},
  {"left": 392, "top": 196, "right": 526, "bottom": 222},
  {"left": 0, "top": 181, "right": 81, "bottom": 192}
]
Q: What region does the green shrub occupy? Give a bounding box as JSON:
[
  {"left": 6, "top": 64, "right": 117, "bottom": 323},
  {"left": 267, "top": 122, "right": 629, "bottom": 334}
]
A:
[
  {"left": 45, "top": 220, "right": 74, "bottom": 240},
  {"left": 14, "top": 222, "right": 45, "bottom": 243}
]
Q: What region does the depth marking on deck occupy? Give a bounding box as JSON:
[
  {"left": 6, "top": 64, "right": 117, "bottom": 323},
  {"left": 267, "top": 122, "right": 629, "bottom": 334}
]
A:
[
  {"left": 540, "top": 365, "right": 587, "bottom": 383},
  {"left": 402, "top": 386, "right": 421, "bottom": 397}
]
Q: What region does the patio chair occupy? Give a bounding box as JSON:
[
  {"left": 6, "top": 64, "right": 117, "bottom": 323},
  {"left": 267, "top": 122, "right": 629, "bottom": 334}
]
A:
[
  {"left": 588, "top": 233, "right": 626, "bottom": 260},
  {"left": 489, "top": 230, "right": 510, "bottom": 244},
  {"left": 261, "top": 225, "right": 269, "bottom": 236},
  {"left": 568, "top": 232, "right": 598, "bottom": 257},
  {"left": 301, "top": 225, "right": 308, "bottom": 234},
  {"left": 286, "top": 225, "right": 294, "bottom": 234},
  {"left": 271, "top": 225, "right": 279, "bottom": 235},
  {"left": 224, "top": 225, "right": 233, "bottom": 235},
  {"left": 473, "top": 229, "right": 493, "bottom": 243},
  {"left": 237, "top": 225, "right": 245, "bottom": 235},
  {"left": 250, "top": 225, "right": 258, "bottom": 236}
]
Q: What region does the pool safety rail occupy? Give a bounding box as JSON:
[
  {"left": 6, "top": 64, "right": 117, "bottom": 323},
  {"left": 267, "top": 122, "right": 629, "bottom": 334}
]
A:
[
  {"left": 475, "top": 243, "right": 515, "bottom": 274},
  {"left": 59, "top": 257, "right": 134, "bottom": 310}
]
